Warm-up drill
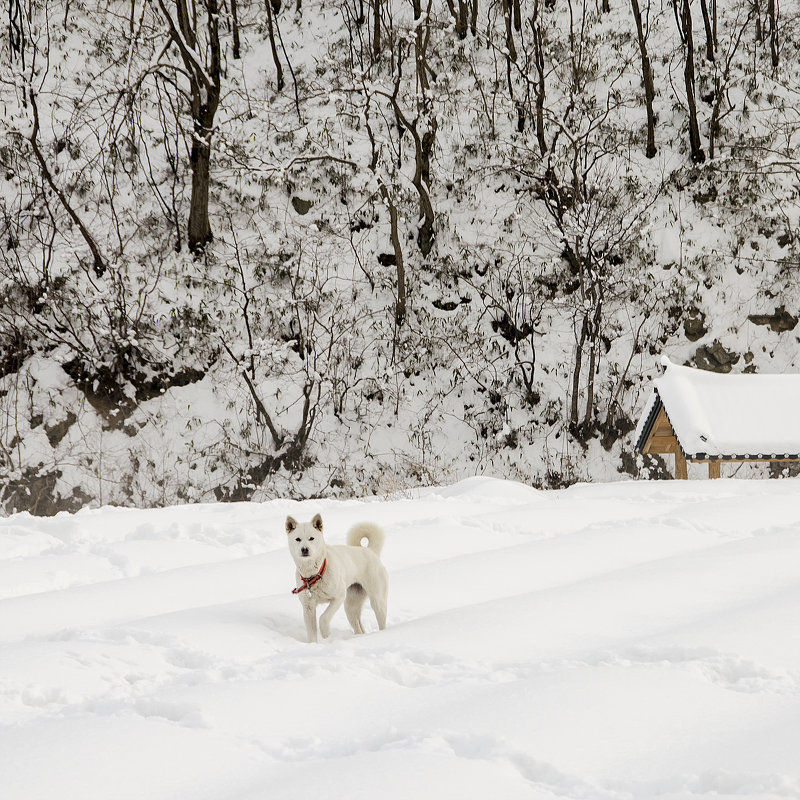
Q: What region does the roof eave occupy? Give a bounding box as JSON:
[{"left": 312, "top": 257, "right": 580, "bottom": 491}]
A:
[
  {"left": 687, "top": 452, "right": 800, "bottom": 461},
  {"left": 634, "top": 390, "right": 664, "bottom": 454}
]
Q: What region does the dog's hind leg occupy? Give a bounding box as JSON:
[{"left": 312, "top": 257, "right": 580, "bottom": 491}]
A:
[
  {"left": 366, "top": 568, "right": 388, "bottom": 631},
  {"left": 371, "top": 588, "right": 387, "bottom": 631},
  {"left": 345, "top": 583, "right": 367, "bottom": 634}
]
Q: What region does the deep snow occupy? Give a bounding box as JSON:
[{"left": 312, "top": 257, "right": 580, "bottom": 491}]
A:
[{"left": 1, "top": 477, "right": 799, "bottom": 799}]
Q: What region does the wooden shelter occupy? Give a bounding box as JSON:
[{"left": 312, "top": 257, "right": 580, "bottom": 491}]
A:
[{"left": 635, "top": 356, "right": 800, "bottom": 479}]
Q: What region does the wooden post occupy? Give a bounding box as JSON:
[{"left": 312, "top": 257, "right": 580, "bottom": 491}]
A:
[
  {"left": 708, "top": 460, "right": 720, "bottom": 479},
  {"left": 674, "top": 450, "right": 688, "bottom": 480}
]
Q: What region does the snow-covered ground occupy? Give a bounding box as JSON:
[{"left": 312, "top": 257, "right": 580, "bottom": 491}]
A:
[{"left": 2, "top": 477, "right": 799, "bottom": 800}]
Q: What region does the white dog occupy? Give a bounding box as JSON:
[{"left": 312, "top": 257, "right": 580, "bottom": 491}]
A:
[{"left": 287, "top": 513, "right": 388, "bottom": 643}]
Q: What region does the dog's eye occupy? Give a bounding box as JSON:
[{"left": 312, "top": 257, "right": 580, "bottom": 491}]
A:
[
  {"left": 295, "top": 537, "right": 301, "bottom": 542},
  {"left": 309, "top": 537, "right": 314, "bottom": 541}
]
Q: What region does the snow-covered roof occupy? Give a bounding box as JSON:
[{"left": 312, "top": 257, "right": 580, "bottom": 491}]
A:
[{"left": 635, "top": 356, "right": 800, "bottom": 459}]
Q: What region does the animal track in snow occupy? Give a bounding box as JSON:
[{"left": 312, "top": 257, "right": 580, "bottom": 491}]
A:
[{"left": 595, "top": 646, "right": 800, "bottom": 697}]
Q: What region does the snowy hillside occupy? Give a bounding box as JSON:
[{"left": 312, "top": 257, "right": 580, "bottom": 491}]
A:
[
  {"left": 2, "top": 477, "right": 799, "bottom": 799},
  {"left": 3, "top": 0, "right": 800, "bottom": 511}
]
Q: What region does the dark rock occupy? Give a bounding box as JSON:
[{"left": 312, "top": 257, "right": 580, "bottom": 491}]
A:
[
  {"left": 693, "top": 183, "right": 717, "bottom": 204},
  {"left": 621, "top": 451, "right": 672, "bottom": 480},
  {"left": 291, "top": 196, "right": 313, "bottom": 215},
  {"left": 693, "top": 340, "right": 740, "bottom": 373},
  {"left": 683, "top": 307, "right": 707, "bottom": 342},
  {"left": 62, "top": 359, "right": 206, "bottom": 429},
  {"left": 747, "top": 305, "right": 798, "bottom": 333},
  {"left": 0, "top": 330, "right": 31, "bottom": 379},
  {"left": 490, "top": 312, "right": 532, "bottom": 345},
  {"left": 601, "top": 414, "right": 636, "bottom": 452},
  {"left": 1, "top": 466, "right": 89, "bottom": 516},
  {"left": 433, "top": 297, "right": 470, "bottom": 311},
  {"left": 45, "top": 411, "right": 77, "bottom": 447},
  {"left": 769, "top": 461, "right": 800, "bottom": 478}
]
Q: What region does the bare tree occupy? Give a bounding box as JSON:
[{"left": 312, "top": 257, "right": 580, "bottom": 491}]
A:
[
  {"left": 630, "top": 0, "right": 657, "bottom": 157},
  {"left": 674, "top": 0, "right": 706, "bottom": 163},
  {"left": 766, "top": 0, "right": 779, "bottom": 67},
  {"left": 530, "top": 0, "right": 548, "bottom": 156},
  {"left": 17, "top": 26, "right": 108, "bottom": 276},
  {"left": 231, "top": 0, "right": 241, "bottom": 59},
  {"left": 708, "top": 6, "right": 754, "bottom": 158},
  {"left": 502, "top": 0, "right": 518, "bottom": 61},
  {"left": 375, "top": 0, "right": 437, "bottom": 258},
  {"left": 264, "top": 0, "right": 284, "bottom": 90},
  {"left": 373, "top": 0, "right": 382, "bottom": 54},
  {"left": 26, "top": 89, "right": 108, "bottom": 276},
  {"left": 157, "top": 0, "right": 222, "bottom": 255},
  {"left": 8, "top": 0, "right": 25, "bottom": 68},
  {"left": 698, "top": 0, "right": 716, "bottom": 61},
  {"left": 364, "top": 97, "right": 407, "bottom": 327}
]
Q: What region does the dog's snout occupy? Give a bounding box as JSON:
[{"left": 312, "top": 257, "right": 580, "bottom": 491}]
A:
[{"left": 300, "top": 546, "right": 310, "bottom": 557}]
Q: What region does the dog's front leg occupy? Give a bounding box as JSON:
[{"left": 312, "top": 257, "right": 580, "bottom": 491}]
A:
[
  {"left": 302, "top": 600, "right": 318, "bottom": 643},
  {"left": 319, "top": 597, "right": 344, "bottom": 639}
]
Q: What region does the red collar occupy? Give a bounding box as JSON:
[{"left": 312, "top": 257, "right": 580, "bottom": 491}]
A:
[{"left": 292, "top": 559, "right": 327, "bottom": 594}]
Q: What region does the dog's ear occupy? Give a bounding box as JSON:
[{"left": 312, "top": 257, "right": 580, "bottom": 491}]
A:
[
  {"left": 286, "top": 516, "right": 298, "bottom": 534},
  {"left": 311, "top": 513, "right": 323, "bottom": 532}
]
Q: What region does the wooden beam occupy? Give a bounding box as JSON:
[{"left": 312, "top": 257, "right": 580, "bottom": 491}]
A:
[
  {"left": 645, "top": 435, "right": 680, "bottom": 453},
  {"left": 708, "top": 460, "right": 720, "bottom": 479},
  {"left": 675, "top": 450, "right": 688, "bottom": 480},
  {"left": 652, "top": 408, "right": 674, "bottom": 435}
]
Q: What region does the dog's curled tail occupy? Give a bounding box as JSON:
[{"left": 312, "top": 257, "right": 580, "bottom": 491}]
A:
[{"left": 346, "top": 522, "right": 385, "bottom": 556}]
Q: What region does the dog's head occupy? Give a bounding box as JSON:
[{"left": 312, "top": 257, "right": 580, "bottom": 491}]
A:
[{"left": 286, "top": 513, "right": 325, "bottom": 565}]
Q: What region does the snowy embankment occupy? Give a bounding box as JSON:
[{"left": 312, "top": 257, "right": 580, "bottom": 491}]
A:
[{"left": 1, "top": 478, "right": 799, "bottom": 800}]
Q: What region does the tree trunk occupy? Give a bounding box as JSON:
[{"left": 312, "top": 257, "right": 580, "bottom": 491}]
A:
[
  {"left": 502, "top": 0, "right": 517, "bottom": 61},
  {"left": 570, "top": 315, "right": 587, "bottom": 426},
  {"left": 265, "top": 0, "right": 284, "bottom": 90},
  {"left": 372, "top": 0, "right": 381, "bottom": 56},
  {"left": 532, "top": 0, "right": 547, "bottom": 156},
  {"left": 630, "top": 0, "right": 657, "bottom": 157},
  {"left": 231, "top": 0, "right": 241, "bottom": 58},
  {"left": 699, "top": 0, "right": 715, "bottom": 61},
  {"left": 159, "top": 0, "right": 222, "bottom": 255},
  {"left": 583, "top": 300, "right": 601, "bottom": 426},
  {"left": 383, "top": 188, "right": 406, "bottom": 326},
  {"left": 188, "top": 107, "right": 215, "bottom": 253},
  {"left": 415, "top": 122, "right": 437, "bottom": 256},
  {"left": 767, "top": 0, "right": 779, "bottom": 67},
  {"left": 408, "top": 0, "right": 436, "bottom": 256},
  {"left": 188, "top": 0, "right": 221, "bottom": 255},
  {"left": 457, "top": 0, "right": 469, "bottom": 38},
  {"left": 9, "top": 0, "right": 25, "bottom": 67},
  {"left": 28, "top": 88, "right": 107, "bottom": 276},
  {"left": 365, "top": 107, "right": 406, "bottom": 328},
  {"left": 677, "top": 0, "right": 706, "bottom": 163}
]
